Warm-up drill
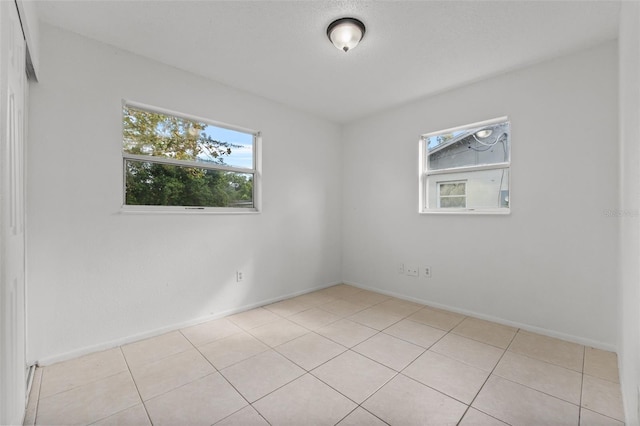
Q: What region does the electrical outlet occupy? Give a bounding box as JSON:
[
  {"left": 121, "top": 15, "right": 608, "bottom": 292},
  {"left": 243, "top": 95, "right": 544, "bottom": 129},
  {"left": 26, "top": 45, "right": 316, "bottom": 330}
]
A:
[
  {"left": 406, "top": 265, "right": 419, "bottom": 277},
  {"left": 398, "top": 263, "right": 405, "bottom": 274},
  {"left": 423, "top": 266, "right": 432, "bottom": 278},
  {"left": 236, "top": 271, "right": 244, "bottom": 282}
]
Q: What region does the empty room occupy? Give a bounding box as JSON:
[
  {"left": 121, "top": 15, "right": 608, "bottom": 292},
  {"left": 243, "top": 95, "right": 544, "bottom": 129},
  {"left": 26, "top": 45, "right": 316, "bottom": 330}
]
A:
[{"left": 1, "top": 0, "right": 639, "bottom": 425}]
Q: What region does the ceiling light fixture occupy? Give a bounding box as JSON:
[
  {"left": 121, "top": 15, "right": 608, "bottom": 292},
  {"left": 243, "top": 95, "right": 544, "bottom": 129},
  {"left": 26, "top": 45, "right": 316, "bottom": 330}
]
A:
[
  {"left": 327, "top": 17, "right": 366, "bottom": 53},
  {"left": 475, "top": 129, "right": 493, "bottom": 138}
]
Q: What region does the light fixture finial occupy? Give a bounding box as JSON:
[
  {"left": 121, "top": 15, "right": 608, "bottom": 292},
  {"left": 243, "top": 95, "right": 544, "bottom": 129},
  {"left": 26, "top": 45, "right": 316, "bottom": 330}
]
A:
[{"left": 327, "top": 17, "right": 366, "bottom": 53}]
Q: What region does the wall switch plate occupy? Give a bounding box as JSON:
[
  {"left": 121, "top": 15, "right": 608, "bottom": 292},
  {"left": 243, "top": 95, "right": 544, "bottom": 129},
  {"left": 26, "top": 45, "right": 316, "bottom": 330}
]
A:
[
  {"left": 423, "top": 267, "right": 432, "bottom": 278},
  {"left": 236, "top": 271, "right": 244, "bottom": 282},
  {"left": 406, "top": 266, "right": 419, "bottom": 277},
  {"left": 398, "top": 263, "right": 405, "bottom": 274}
]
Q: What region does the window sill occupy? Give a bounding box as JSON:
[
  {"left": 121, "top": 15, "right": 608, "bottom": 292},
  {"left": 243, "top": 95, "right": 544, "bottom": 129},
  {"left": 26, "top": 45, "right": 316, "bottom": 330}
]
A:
[
  {"left": 420, "top": 208, "right": 510, "bottom": 215},
  {"left": 120, "top": 206, "right": 260, "bottom": 215}
]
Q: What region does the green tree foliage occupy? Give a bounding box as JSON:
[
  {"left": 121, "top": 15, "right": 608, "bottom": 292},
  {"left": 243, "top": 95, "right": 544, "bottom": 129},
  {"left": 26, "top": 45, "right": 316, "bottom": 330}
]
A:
[{"left": 123, "top": 106, "right": 253, "bottom": 207}]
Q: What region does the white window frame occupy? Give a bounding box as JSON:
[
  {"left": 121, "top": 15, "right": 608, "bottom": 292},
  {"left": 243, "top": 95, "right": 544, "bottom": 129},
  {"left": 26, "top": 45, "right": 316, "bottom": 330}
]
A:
[
  {"left": 121, "top": 101, "right": 261, "bottom": 214},
  {"left": 419, "top": 116, "right": 510, "bottom": 215}
]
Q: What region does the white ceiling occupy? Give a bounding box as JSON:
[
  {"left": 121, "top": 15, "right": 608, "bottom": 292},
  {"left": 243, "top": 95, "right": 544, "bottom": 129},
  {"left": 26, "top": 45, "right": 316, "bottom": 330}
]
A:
[{"left": 35, "top": 0, "right": 621, "bottom": 123}]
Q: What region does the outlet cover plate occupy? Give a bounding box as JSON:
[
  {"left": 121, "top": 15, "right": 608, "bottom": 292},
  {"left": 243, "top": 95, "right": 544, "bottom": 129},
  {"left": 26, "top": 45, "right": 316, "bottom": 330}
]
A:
[
  {"left": 423, "top": 267, "right": 432, "bottom": 278},
  {"left": 406, "top": 266, "right": 419, "bottom": 277}
]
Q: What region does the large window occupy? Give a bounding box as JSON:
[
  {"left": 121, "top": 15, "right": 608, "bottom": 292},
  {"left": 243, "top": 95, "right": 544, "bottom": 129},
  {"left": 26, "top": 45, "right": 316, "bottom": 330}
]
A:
[
  {"left": 122, "top": 103, "right": 260, "bottom": 212},
  {"left": 420, "top": 117, "right": 510, "bottom": 214}
]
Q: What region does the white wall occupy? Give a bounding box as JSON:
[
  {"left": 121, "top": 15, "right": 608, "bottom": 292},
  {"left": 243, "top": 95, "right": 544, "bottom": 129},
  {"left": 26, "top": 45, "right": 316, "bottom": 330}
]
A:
[
  {"left": 618, "top": 1, "right": 640, "bottom": 423},
  {"left": 26, "top": 24, "right": 343, "bottom": 364},
  {"left": 342, "top": 42, "right": 619, "bottom": 349},
  {"left": 15, "top": 0, "right": 40, "bottom": 79}
]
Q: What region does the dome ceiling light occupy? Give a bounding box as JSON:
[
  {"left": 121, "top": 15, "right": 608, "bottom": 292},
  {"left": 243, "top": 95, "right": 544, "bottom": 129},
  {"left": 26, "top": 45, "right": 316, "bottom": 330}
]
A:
[
  {"left": 327, "top": 17, "right": 366, "bottom": 53},
  {"left": 475, "top": 129, "right": 493, "bottom": 138}
]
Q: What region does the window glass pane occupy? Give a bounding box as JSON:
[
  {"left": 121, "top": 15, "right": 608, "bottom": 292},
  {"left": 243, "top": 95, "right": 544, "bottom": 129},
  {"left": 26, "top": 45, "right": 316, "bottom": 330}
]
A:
[
  {"left": 429, "top": 168, "right": 509, "bottom": 210},
  {"left": 125, "top": 160, "right": 253, "bottom": 208},
  {"left": 427, "top": 121, "right": 510, "bottom": 170},
  {"left": 500, "top": 189, "right": 509, "bottom": 208},
  {"left": 425, "top": 130, "right": 468, "bottom": 152},
  {"left": 439, "top": 182, "right": 465, "bottom": 196},
  {"left": 123, "top": 106, "right": 253, "bottom": 169},
  {"left": 440, "top": 196, "right": 466, "bottom": 208}
]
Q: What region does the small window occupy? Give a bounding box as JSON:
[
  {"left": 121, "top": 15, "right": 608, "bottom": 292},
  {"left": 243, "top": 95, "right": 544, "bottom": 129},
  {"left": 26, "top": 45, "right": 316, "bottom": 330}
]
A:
[
  {"left": 122, "top": 103, "right": 260, "bottom": 212},
  {"left": 420, "top": 117, "right": 510, "bottom": 214},
  {"left": 438, "top": 181, "right": 466, "bottom": 208}
]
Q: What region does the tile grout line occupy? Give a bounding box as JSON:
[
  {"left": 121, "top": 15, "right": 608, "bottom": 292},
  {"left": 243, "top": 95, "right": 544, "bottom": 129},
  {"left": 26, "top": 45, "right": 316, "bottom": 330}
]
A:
[
  {"left": 493, "top": 330, "right": 587, "bottom": 408},
  {"left": 315, "top": 321, "right": 378, "bottom": 347},
  {"left": 386, "top": 351, "right": 483, "bottom": 415},
  {"left": 184, "top": 329, "right": 271, "bottom": 425},
  {"left": 580, "top": 408, "right": 626, "bottom": 424},
  {"left": 348, "top": 321, "right": 462, "bottom": 423},
  {"left": 467, "top": 329, "right": 597, "bottom": 424},
  {"left": 36, "top": 361, "right": 128, "bottom": 401},
  {"left": 245, "top": 338, "right": 366, "bottom": 409},
  {"left": 297, "top": 293, "right": 474, "bottom": 421},
  {"left": 369, "top": 310, "right": 474, "bottom": 411},
  {"left": 212, "top": 401, "right": 273, "bottom": 426},
  {"left": 121, "top": 331, "right": 196, "bottom": 375},
  {"left": 204, "top": 331, "right": 329, "bottom": 421},
  {"left": 32, "top": 368, "right": 43, "bottom": 426},
  {"left": 115, "top": 346, "right": 154, "bottom": 426},
  {"left": 333, "top": 406, "right": 361, "bottom": 425},
  {"left": 579, "top": 345, "right": 586, "bottom": 424},
  {"left": 308, "top": 347, "right": 398, "bottom": 402},
  {"left": 127, "top": 331, "right": 219, "bottom": 403},
  {"left": 312, "top": 298, "right": 372, "bottom": 318},
  {"left": 272, "top": 329, "right": 349, "bottom": 368},
  {"left": 402, "top": 312, "right": 466, "bottom": 335},
  {"left": 333, "top": 404, "right": 391, "bottom": 426},
  {"left": 455, "top": 326, "right": 521, "bottom": 425},
  {"left": 356, "top": 406, "right": 392, "bottom": 425},
  {"left": 185, "top": 330, "right": 245, "bottom": 351},
  {"left": 252, "top": 303, "right": 416, "bottom": 424},
  {"left": 579, "top": 357, "right": 625, "bottom": 423},
  {"left": 505, "top": 347, "right": 585, "bottom": 374},
  {"left": 202, "top": 341, "right": 270, "bottom": 372},
  {"left": 404, "top": 324, "right": 466, "bottom": 389}
]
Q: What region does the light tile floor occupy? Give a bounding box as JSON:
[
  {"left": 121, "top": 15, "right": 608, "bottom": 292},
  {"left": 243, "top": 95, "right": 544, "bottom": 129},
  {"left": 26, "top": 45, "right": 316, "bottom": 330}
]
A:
[{"left": 24, "top": 284, "right": 625, "bottom": 425}]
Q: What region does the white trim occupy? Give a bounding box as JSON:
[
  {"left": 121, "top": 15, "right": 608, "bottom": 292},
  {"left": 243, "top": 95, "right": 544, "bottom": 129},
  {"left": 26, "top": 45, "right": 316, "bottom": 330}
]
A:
[
  {"left": 252, "top": 132, "right": 262, "bottom": 213},
  {"left": 123, "top": 154, "right": 255, "bottom": 175},
  {"left": 123, "top": 100, "right": 258, "bottom": 136},
  {"left": 421, "top": 116, "right": 508, "bottom": 141},
  {"left": 418, "top": 138, "right": 426, "bottom": 212},
  {"left": 120, "top": 205, "right": 259, "bottom": 214},
  {"left": 342, "top": 280, "right": 617, "bottom": 352},
  {"left": 33, "top": 281, "right": 342, "bottom": 366},
  {"left": 420, "top": 208, "right": 510, "bottom": 215},
  {"left": 427, "top": 162, "right": 510, "bottom": 176}
]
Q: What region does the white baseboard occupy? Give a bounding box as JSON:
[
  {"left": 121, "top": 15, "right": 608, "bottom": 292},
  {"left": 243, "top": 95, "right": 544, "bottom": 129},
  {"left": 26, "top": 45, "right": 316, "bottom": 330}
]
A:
[
  {"left": 343, "top": 280, "right": 617, "bottom": 353},
  {"left": 36, "top": 278, "right": 616, "bottom": 365},
  {"left": 36, "top": 281, "right": 341, "bottom": 366}
]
